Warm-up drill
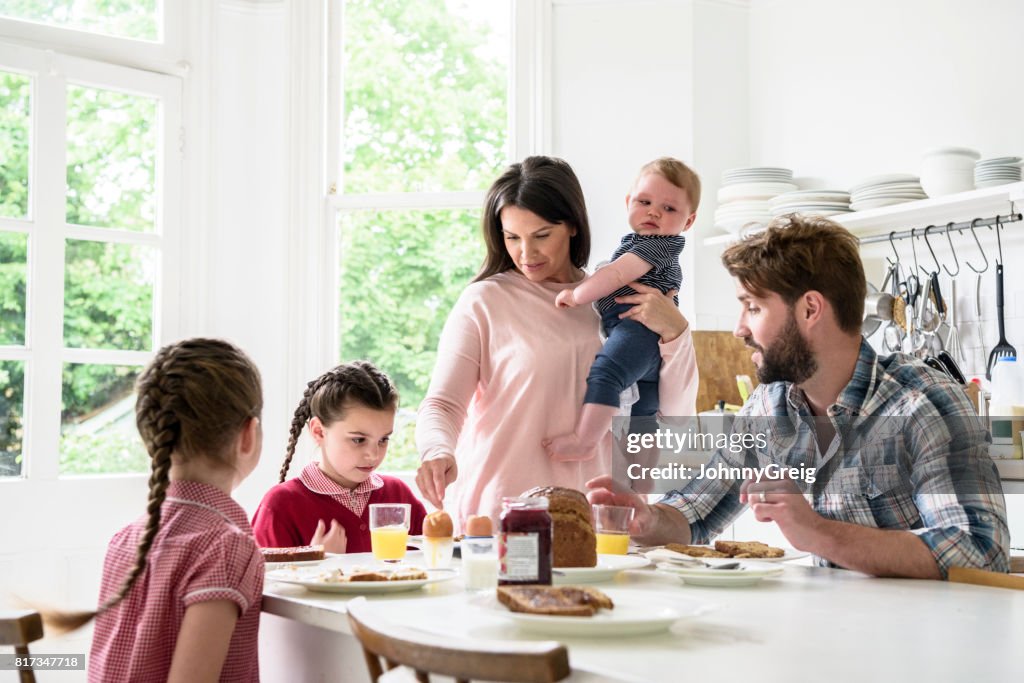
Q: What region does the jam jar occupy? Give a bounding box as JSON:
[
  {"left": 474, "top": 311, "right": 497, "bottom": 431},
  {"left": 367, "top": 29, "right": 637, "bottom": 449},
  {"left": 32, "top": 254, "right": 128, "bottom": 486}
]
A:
[{"left": 498, "top": 496, "right": 552, "bottom": 585}]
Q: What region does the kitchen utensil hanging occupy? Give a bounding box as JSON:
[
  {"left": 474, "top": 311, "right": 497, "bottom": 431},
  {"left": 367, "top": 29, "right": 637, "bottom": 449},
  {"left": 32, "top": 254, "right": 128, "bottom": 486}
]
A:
[
  {"left": 858, "top": 209, "right": 1021, "bottom": 367},
  {"left": 986, "top": 216, "right": 1017, "bottom": 378}
]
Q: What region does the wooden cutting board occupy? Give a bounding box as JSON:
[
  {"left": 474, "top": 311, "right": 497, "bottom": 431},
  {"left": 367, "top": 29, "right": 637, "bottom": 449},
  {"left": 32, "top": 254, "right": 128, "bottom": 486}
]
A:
[{"left": 692, "top": 330, "right": 758, "bottom": 413}]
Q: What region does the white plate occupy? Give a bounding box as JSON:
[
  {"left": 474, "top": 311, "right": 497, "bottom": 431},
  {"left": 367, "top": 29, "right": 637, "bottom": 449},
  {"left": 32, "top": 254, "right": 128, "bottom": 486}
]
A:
[
  {"left": 264, "top": 558, "right": 329, "bottom": 571},
  {"left": 717, "top": 182, "right": 798, "bottom": 202},
  {"left": 976, "top": 156, "right": 1021, "bottom": 166},
  {"left": 266, "top": 567, "right": 456, "bottom": 594},
  {"left": 850, "top": 197, "right": 923, "bottom": 211},
  {"left": 483, "top": 592, "right": 700, "bottom": 637},
  {"left": 723, "top": 166, "right": 793, "bottom": 176},
  {"left": 770, "top": 201, "right": 852, "bottom": 210},
  {"left": 643, "top": 546, "right": 809, "bottom": 565},
  {"left": 655, "top": 562, "right": 784, "bottom": 587},
  {"left": 848, "top": 174, "right": 919, "bottom": 193},
  {"left": 552, "top": 554, "right": 650, "bottom": 584}
]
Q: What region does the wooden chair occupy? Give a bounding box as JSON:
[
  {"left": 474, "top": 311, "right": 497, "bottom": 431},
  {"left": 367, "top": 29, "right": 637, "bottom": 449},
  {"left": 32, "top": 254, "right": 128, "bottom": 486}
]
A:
[
  {"left": 948, "top": 566, "right": 1024, "bottom": 590},
  {"left": 346, "top": 598, "right": 571, "bottom": 683},
  {"left": 0, "top": 610, "right": 44, "bottom": 683}
]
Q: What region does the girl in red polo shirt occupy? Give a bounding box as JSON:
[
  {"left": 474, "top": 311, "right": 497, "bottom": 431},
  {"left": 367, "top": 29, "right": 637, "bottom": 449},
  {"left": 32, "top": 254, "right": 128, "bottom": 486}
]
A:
[
  {"left": 43, "top": 338, "right": 265, "bottom": 682},
  {"left": 252, "top": 361, "right": 426, "bottom": 553}
]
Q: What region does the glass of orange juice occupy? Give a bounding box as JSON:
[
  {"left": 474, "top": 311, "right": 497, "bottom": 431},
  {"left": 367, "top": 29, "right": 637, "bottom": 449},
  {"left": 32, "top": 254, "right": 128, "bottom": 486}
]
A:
[
  {"left": 592, "top": 504, "right": 633, "bottom": 555},
  {"left": 369, "top": 503, "right": 411, "bottom": 563}
]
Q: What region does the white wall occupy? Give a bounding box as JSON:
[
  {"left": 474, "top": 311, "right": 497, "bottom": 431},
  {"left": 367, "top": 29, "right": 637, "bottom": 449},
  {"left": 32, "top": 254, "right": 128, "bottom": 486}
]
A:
[
  {"left": 741, "top": 0, "right": 1024, "bottom": 384},
  {"left": 739, "top": 0, "right": 1024, "bottom": 526},
  {"left": 551, "top": 0, "right": 699, "bottom": 320},
  {"left": 204, "top": 1, "right": 297, "bottom": 515}
]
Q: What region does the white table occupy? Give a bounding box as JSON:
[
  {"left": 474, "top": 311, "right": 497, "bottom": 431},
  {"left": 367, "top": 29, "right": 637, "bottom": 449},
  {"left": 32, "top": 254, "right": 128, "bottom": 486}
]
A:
[{"left": 260, "top": 552, "right": 1024, "bottom": 682}]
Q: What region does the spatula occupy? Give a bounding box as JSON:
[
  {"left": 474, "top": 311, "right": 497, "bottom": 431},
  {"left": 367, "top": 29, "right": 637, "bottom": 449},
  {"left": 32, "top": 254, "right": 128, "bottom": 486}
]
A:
[{"left": 986, "top": 263, "right": 1017, "bottom": 379}]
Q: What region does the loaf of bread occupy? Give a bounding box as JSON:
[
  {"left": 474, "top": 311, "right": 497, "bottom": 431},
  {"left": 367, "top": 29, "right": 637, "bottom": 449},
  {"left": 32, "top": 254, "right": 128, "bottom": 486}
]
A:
[
  {"left": 522, "top": 486, "right": 597, "bottom": 567},
  {"left": 496, "top": 585, "right": 614, "bottom": 617},
  {"left": 260, "top": 545, "right": 325, "bottom": 563}
]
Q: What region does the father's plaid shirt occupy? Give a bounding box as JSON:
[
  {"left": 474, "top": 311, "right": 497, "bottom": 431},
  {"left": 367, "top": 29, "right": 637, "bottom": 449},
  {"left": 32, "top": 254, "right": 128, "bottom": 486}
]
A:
[{"left": 661, "top": 340, "right": 1009, "bottom": 576}]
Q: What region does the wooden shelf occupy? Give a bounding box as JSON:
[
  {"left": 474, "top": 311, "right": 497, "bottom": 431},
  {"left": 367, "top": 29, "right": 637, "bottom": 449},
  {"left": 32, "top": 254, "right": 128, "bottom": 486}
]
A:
[{"left": 703, "top": 180, "right": 1024, "bottom": 246}]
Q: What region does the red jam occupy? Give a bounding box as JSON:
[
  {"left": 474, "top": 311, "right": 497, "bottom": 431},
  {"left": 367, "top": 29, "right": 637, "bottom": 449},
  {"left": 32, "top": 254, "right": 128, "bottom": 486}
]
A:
[{"left": 498, "top": 497, "right": 552, "bottom": 586}]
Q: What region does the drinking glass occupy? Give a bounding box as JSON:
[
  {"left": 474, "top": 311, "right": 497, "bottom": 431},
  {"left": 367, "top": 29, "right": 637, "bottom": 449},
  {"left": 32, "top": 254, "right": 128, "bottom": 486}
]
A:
[
  {"left": 592, "top": 504, "right": 634, "bottom": 555},
  {"left": 369, "top": 503, "right": 411, "bottom": 563}
]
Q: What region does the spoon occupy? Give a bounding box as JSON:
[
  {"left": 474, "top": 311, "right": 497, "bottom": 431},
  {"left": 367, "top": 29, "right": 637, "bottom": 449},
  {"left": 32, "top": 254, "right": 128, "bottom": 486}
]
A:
[{"left": 708, "top": 561, "right": 743, "bottom": 570}]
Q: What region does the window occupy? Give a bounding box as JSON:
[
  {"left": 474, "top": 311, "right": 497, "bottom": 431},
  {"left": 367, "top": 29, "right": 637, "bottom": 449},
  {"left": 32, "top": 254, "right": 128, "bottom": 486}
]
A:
[
  {"left": 0, "top": 0, "right": 161, "bottom": 41},
  {"left": 332, "top": 0, "right": 514, "bottom": 470},
  {"left": 0, "top": 43, "right": 181, "bottom": 478}
]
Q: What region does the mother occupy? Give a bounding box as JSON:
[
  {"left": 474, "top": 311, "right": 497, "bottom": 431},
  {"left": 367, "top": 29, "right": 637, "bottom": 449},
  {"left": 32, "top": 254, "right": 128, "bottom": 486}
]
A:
[{"left": 415, "top": 156, "right": 698, "bottom": 527}]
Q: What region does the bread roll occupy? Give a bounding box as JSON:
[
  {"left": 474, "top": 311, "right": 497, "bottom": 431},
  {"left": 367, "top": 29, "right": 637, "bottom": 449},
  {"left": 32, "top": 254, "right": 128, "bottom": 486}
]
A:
[
  {"left": 423, "top": 510, "right": 453, "bottom": 538},
  {"left": 522, "top": 486, "right": 597, "bottom": 568}
]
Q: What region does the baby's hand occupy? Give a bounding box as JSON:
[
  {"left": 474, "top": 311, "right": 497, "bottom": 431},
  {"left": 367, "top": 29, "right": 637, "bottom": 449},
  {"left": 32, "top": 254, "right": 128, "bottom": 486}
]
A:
[
  {"left": 555, "top": 289, "right": 577, "bottom": 308},
  {"left": 311, "top": 518, "right": 348, "bottom": 554}
]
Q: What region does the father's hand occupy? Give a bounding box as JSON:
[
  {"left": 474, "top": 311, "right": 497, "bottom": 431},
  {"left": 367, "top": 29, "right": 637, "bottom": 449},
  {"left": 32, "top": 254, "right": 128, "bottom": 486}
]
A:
[
  {"left": 416, "top": 454, "right": 458, "bottom": 509},
  {"left": 585, "top": 474, "right": 655, "bottom": 537},
  {"left": 741, "top": 478, "right": 825, "bottom": 552}
]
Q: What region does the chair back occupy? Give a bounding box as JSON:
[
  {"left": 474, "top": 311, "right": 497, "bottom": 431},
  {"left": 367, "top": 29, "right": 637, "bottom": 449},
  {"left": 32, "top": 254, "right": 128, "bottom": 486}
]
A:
[
  {"left": 948, "top": 566, "right": 1024, "bottom": 590},
  {"left": 346, "top": 598, "right": 571, "bottom": 683},
  {"left": 0, "top": 610, "right": 44, "bottom": 683}
]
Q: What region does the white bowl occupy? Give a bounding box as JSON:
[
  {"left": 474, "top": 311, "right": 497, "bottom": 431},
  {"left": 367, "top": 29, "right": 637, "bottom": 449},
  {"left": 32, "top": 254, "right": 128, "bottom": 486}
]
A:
[
  {"left": 922, "top": 146, "right": 980, "bottom": 159},
  {"left": 920, "top": 174, "right": 974, "bottom": 197}
]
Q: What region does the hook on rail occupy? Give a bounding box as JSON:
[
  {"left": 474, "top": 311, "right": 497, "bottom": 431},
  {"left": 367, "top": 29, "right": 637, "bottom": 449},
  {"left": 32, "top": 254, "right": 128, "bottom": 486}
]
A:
[
  {"left": 964, "top": 218, "right": 989, "bottom": 274},
  {"left": 939, "top": 222, "right": 960, "bottom": 277}
]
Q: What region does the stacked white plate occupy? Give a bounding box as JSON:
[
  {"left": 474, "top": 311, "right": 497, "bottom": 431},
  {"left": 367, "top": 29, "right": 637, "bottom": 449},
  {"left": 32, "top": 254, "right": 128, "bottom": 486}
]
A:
[
  {"left": 975, "top": 156, "right": 1022, "bottom": 188},
  {"left": 848, "top": 174, "right": 926, "bottom": 211},
  {"left": 714, "top": 167, "right": 796, "bottom": 234},
  {"left": 769, "top": 189, "right": 852, "bottom": 218}
]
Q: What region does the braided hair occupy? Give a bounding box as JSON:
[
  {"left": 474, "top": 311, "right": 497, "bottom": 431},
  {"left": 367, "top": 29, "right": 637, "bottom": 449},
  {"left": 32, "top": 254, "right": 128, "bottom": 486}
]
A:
[
  {"left": 43, "top": 338, "right": 262, "bottom": 633},
  {"left": 279, "top": 360, "right": 398, "bottom": 483}
]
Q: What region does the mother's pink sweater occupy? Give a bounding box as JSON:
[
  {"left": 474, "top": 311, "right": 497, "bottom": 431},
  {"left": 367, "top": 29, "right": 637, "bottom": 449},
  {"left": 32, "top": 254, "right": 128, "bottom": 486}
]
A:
[{"left": 416, "top": 270, "right": 699, "bottom": 530}]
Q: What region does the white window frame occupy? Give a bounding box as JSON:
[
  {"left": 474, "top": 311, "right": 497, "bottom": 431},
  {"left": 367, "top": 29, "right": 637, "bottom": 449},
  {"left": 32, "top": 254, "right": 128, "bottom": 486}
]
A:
[
  {"left": 320, "top": 0, "right": 551, "bottom": 365},
  {"left": 0, "top": 41, "right": 183, "bottom": 483},
  {"left": 0, "top": 1, "right": 183, "bottom": 74}
]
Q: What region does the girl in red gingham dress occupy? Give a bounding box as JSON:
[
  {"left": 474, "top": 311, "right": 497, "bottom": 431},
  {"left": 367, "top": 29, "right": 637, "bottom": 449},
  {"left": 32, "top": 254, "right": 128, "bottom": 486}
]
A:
[
  {"left": 43, "top": 338, "right": 265, "bottom": 682},
  {"left": 252, "top": 361, "right": 426, "bottom": 553}
]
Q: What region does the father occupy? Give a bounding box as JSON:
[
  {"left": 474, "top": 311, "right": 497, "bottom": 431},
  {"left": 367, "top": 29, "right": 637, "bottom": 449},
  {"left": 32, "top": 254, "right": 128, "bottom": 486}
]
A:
[{"left": 590, "top": 214, "right": 1009, "bottom": 578}]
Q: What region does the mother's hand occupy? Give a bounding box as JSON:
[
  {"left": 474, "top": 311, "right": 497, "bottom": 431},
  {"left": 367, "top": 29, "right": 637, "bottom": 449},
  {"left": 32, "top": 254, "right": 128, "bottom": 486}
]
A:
[
  {"left": 415, "top": 454, "right": 458, "bottom": 509},
  {"left": 614, "top": 281, "right": 689, "bottom": 343}
]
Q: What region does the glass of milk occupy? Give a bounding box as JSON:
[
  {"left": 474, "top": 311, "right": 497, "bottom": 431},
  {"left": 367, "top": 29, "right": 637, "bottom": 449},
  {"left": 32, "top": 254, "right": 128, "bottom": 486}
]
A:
[{"left": 462, "top": 536, "right": 498, "bottom": 591}]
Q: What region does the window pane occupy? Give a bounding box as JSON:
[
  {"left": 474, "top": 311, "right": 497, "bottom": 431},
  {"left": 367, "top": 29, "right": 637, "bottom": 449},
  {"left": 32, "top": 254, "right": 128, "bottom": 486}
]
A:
[
  {"left": 0, "top": 70, "right": 31, "bottom": 219},
  {"left": 67, "top": 84, "right": 157, "bottom": 232},
  {"left": 0, "top": 231, "right": 27, "bottom": 345},
  {"left": 60, "top": 362, "right": 146, "bottom": 474},
  {"left": 64, "top": 239, "right": 154, "bottom": 350},
  {"left": 0, "top": 359, "right": 25, "bottom": 477},
  {"left": 0, "top": 0, "right": 159, "bottom": 41},
  {"left": 339, "top": 208, "right": 483, "bottom": 471},
  {"left": 342, "top": 0, "right": 509, "bottom": 193}
]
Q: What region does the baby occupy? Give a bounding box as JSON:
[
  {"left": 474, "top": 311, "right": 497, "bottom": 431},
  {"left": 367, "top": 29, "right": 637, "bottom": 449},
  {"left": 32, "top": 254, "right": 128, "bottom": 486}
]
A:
[{"left": 546, "top": 157, "right": 699, "bottom": 461}]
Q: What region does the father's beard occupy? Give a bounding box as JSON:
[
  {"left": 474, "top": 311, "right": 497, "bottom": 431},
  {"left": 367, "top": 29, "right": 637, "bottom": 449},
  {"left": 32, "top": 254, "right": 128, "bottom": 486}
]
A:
[{"left": 746, "top": 313, "right": 818, "bottom": 385}]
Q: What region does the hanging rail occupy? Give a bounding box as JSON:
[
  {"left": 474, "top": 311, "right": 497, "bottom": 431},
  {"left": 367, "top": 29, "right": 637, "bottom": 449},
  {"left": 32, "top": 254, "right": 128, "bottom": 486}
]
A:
[{"left": 858, "top": 211, "right": 1022, "bottom": 245}]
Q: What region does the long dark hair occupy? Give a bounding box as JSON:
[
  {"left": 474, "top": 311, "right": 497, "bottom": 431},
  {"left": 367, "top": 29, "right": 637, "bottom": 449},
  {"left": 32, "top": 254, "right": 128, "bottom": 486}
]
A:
[
  {"left": 43, "top": 338, "right": 263, "bottom": 633},
  {"left": 279, "top": 360, "right": 399, "bottom": 483},
  {"left": 474, "top": 156, "right": 591, "bottom": 282}
]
